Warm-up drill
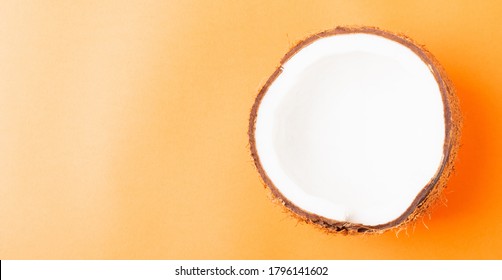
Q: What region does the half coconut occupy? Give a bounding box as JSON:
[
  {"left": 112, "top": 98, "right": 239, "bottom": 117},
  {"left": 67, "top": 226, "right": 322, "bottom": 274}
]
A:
[{"left": 249, "top": 26, "right": 461, "bottom": 234}]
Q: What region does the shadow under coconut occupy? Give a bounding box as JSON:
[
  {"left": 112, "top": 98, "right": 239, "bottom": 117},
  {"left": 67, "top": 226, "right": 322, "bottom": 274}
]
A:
[{"left": 426, "top": 66, "right": 492, "bottom": 225}]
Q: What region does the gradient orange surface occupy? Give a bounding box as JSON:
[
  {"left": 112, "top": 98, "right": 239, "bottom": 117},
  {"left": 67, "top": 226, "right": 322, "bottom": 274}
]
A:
[{"left": 1, "top": 0, "right": 501, "bottom": 259}]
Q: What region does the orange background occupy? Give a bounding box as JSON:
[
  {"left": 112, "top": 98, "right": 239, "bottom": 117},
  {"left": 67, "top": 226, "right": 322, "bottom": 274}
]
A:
[{"left": 1, "top": 0, "right": 501, "bottom": 259}]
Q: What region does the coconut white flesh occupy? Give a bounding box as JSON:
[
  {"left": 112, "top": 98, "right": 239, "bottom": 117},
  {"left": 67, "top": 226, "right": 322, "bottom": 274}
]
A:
[{"left": 255, "top": 33, "right": 445, "bottom": 226}]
